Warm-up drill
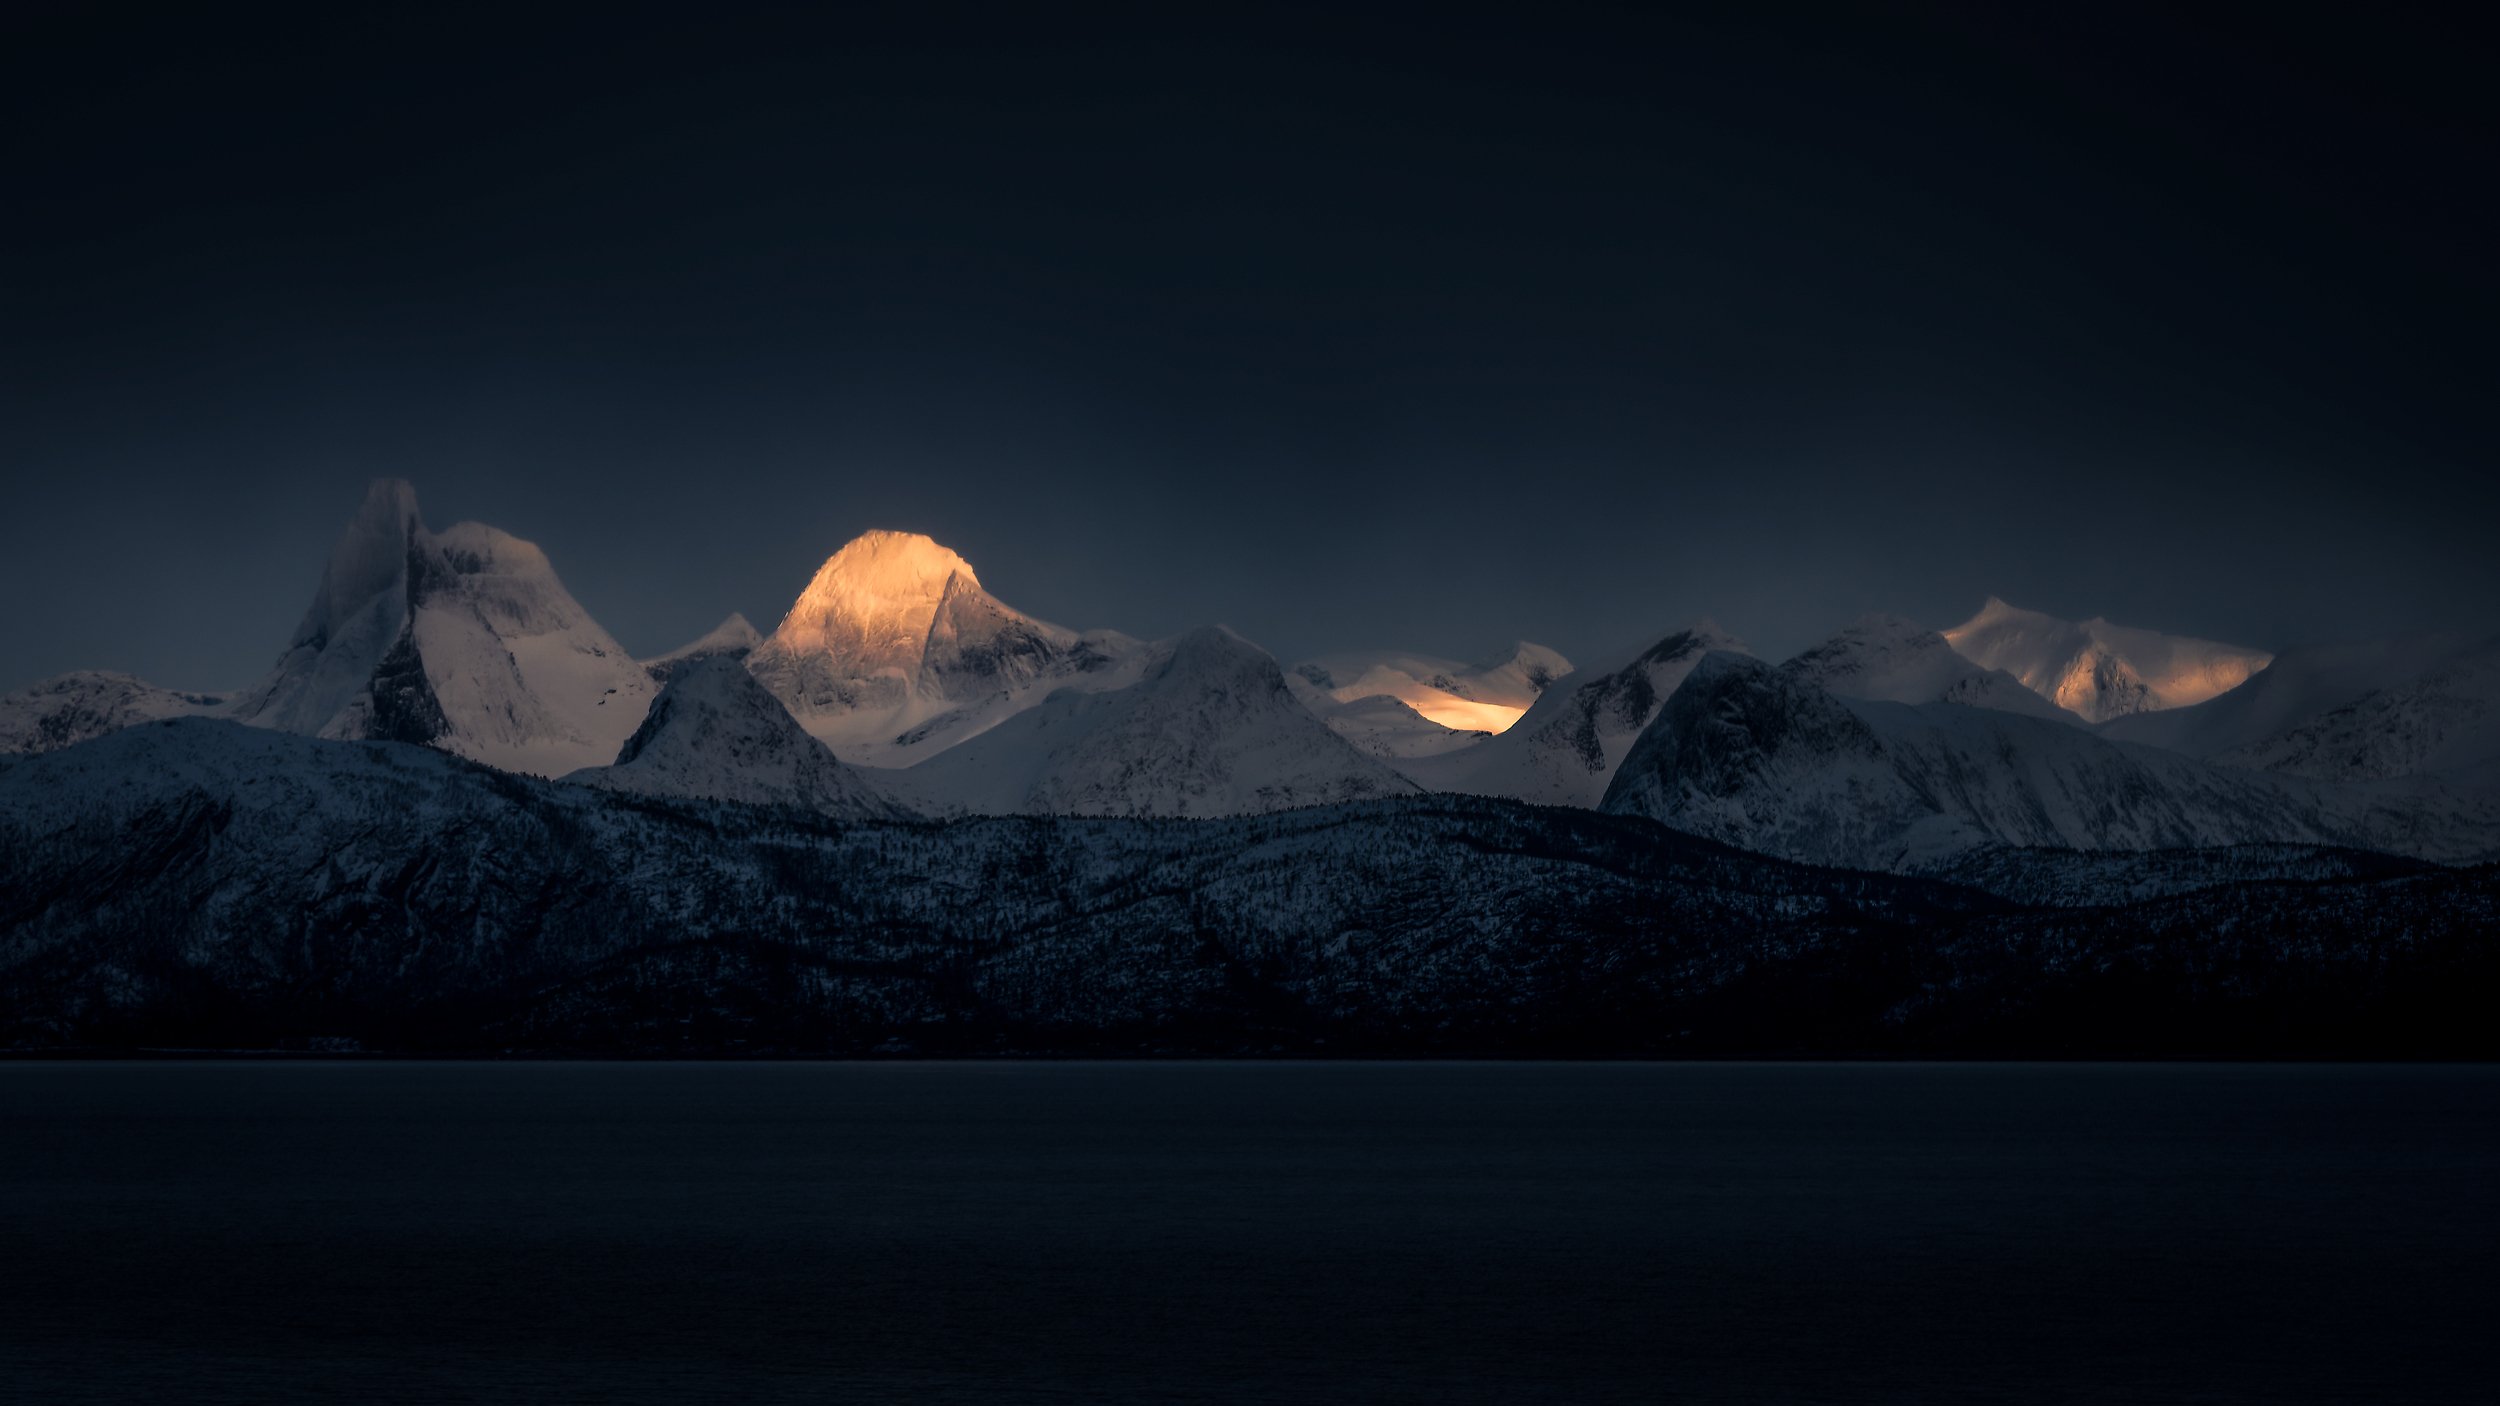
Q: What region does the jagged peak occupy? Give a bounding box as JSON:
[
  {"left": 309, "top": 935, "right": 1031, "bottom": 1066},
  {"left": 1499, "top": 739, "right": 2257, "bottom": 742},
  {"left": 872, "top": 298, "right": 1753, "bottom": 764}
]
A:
[
  {"left": 357, "top": 477, "right": 422, "bottom": 526},
  {"left": 923, "top": 566, "right": 1067, "bottom": 640},
  {"left": 300, "top": 480, "right": 425, "bottom": 639}
]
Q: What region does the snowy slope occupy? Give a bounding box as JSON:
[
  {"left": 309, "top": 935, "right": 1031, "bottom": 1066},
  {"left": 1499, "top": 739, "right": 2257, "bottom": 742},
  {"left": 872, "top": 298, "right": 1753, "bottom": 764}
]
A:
[
  {"left": 1405, "top": 624, "right": 1747, "bottom": 807},
  {"left": 222, "top": 480, "right": 657, "bottom": 776},
  {"left": 1943, "top": 597, "right": 2270, "bottom": 723},
  {"left": 883, "top": 626, "right": 1420, "bottom": 817},
  {"left": 1300, "top": 693, "right": 1491, "bottom": 761},
  {"left": 0, "top": 718, "right": 522, "bottom": 848},
  {"left": 12, "top": 713, "right": 2498, "bottom": 1056},
  {"left": 565, "top": 657, "right": 901, "bottom": 816},
  {"left": 0, "top": 671, "right": 231, "bottom": 755},
  {"left": 1287, "top": 641, "right": 1569, "bottom": 734},
  {"left": 225, "top": 479, "right": 430, "bottom": 739},
  {"left": 746, "top": 531, "right": 1145, "bottom": 767},
  {"left": 1602, "top": 652, "right": 2500, "bottom": 871},
  {"left": 2100, "top": 632, "right": 2490, "bottom": 770},
  {"left": 745, "top": 530, "right": 994, "bottom": 733},
  {"left": 2212, "top": 639, "right": 2500, "bottom": 781},
  {"left": 1781, "top": 615, "right": 2082, "bottom": 723},
  {"left": 1284, "top": 641, "right": 1566, "bottom": 762},
  {"left": 641, "top": 613, "right": 762, "bottom": 682}
]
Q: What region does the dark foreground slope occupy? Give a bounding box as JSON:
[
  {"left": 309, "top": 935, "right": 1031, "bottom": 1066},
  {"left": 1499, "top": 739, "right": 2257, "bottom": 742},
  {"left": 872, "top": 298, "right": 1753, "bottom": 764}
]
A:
[{"left": 2, "top": 720, "right": 2493, "bottom": 1056}]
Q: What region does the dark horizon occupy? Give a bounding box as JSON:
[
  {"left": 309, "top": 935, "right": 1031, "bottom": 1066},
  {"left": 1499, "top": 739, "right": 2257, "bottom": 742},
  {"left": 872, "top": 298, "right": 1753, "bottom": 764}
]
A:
[{"left": 4, "top": 5, "right": 2491, "bottom": 693}]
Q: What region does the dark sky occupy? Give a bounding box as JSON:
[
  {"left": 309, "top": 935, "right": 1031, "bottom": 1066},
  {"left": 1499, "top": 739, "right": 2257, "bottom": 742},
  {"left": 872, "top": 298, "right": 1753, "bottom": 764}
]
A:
[{"left": 3, "top": 3, "right": 2491, "bottom": 692}]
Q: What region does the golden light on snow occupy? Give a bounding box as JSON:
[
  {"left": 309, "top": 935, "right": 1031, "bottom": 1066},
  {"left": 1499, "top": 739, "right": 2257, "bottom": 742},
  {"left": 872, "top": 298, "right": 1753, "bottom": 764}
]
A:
[
  {"left": 1943, "top": 597, "right": 2273, "bottom": 723},
  {"left": 767, "top": 530, "right": 981, "bottom": 664},
  {"left": 1407, "top": 697, "right": 1530, "bottom": 734},
  {"left": 1315, "top": 653, "right": 1557, "bottom": 736}
]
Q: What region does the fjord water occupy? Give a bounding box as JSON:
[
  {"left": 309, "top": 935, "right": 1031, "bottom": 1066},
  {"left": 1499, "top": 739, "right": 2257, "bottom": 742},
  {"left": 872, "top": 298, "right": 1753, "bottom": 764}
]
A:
[{"left": 3, "top": 1063, "right": 2491, "bottom": 1404}]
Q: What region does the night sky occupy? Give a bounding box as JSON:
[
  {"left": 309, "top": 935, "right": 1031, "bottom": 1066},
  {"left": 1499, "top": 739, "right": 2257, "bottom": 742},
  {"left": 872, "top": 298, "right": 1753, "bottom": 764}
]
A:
[{"left": 3, "top": 4, "right": 2490, "bottom": 693}]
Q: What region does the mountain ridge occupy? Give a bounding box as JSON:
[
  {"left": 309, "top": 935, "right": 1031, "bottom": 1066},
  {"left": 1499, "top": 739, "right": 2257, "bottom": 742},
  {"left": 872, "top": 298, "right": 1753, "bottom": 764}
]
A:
[
  {"left": 1602, "top": 651, "right": 2500, "bottom": 872},
  {"left": 5, "top": 716, "right": 2493, "bottom": 1057},
  {"left": 1944, "top": 597, "right": 2271, "bottom": 723}
]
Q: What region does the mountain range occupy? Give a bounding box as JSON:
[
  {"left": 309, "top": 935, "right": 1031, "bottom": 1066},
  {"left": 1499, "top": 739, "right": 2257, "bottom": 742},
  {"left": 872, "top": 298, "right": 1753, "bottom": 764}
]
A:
[{"left": 3, "top": 481, "right": 2494, "bottom": 1054}]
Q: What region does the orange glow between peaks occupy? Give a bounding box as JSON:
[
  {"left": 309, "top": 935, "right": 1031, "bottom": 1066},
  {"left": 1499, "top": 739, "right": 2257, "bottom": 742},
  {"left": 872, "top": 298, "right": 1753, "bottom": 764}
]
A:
[{"left": 1408, "top": 697, "right": 1530, "bottom": 734}]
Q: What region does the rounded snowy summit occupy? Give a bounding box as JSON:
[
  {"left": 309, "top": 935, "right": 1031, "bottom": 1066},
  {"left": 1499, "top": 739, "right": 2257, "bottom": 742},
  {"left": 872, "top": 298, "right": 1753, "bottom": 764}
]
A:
[{"left": 770, "top": 531, "right": 981, "bottom": 661}]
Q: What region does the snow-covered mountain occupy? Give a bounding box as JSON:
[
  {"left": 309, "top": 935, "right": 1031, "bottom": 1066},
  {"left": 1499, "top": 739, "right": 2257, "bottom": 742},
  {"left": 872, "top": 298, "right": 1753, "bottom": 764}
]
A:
[
  {"left": 1601, "top": 652, "right": 2500, "bottom": 872},
  {"left": 223, "top": 480, "right": 656, "bottom": 777},
  {"left": 641, "top": 613, "right": 761, "bottom": 683},
  {"left": 883, "top": 626, "right": 1419, "bottom": 818},
  {"left": 1943, "top": 598, "right": 2270, "bottom": 723},
  {"left": 1404, "top": 624, "right": 1748, "bottom": 806},
  {"left": 1288, "top": 642, "right": 1567, "bottom": 732},
  {"left": 2208, "top": 638, "right": 2500, "bottom": 782},
  {"left": 15, "top": 480, "right": 2495, "bottom": 871},
  {"left": 1284, "top": 641, "right": 1567, "bottom": 761},
  {"left": 745, "top": 530, "right": 1145, "bottom": 767},
  {"left": 1295, "top": 693, "right": 1486, "bottom": 761},
  {"left": 0, "top": 671, "right": 231, "bottom": 755},
  {"left": 2101, "top": 634, "right": 2500, "bottom": 787},
  {"left": 1781, "top": 615, "right": 2081, "bottom": 723},
  {"left": 565, "top": 656, "right": 903, "bottom": 817},
  {"left": 9, "top": 712, "right": 2497, "bottom": 1056}
]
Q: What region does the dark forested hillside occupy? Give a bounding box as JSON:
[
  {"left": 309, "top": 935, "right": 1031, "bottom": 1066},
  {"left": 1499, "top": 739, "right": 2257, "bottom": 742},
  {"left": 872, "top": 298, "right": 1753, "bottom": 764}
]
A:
[{"left": 2, "top": 720, "right": 2493, "bottom": 1057}]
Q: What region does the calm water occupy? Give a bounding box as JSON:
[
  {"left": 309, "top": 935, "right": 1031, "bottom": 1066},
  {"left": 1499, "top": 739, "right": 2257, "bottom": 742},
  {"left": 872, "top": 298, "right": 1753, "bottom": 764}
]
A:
[{"left": 1, "top": 1062, "right": 2492, "bottom": 1404}]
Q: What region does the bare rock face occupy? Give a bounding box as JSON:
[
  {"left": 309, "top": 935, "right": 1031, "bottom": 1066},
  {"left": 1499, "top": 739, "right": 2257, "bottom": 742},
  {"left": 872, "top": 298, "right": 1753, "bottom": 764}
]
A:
[{"left": 225, "top": 480, "right": 655, "bottom": 777}]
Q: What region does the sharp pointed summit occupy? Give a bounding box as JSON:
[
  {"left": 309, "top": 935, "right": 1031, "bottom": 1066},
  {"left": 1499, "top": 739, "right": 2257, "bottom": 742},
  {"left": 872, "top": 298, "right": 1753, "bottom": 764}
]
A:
[
  {"left": 643, "top": 613, "right": 763, "bottom": 683},
  {"left": 567, "top": 656, "right": 903, "bottom": 816},
  {"left": 224, "top": 480, "right": 656, "bottom": 776}
]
